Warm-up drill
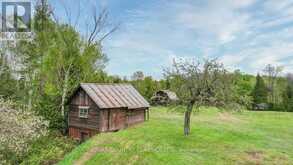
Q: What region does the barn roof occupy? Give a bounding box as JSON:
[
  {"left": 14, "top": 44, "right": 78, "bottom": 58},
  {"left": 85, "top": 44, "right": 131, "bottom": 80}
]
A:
[
  {"left": 80, "top": 83, "right": 150, "bottom": 109},
  {"left": 157, "top": 90, "right": 179, "bottom": 101}
]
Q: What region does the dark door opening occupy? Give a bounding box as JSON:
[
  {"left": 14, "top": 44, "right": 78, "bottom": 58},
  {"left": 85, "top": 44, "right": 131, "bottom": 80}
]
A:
[{"left": 80, "top": 132, "right": 89, "bottom": 142}]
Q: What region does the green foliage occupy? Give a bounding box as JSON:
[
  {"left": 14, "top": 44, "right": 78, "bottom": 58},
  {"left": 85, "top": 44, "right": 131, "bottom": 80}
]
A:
[
  {"left": 0, "top": 99, "right": 49, "bottom": 164},
  {"left": 128, "top": 71, "right": 163, "bottom": 100},
  {"left": 283, "top": 76, "right": 293, "bottom": 112},
  {"left": 36, "top": 95, "right": 64, "bottom": 129},
  {"left": 131, "top": 76, "right": 159, "bottom": 100},
  {"left": 233, "top": 70, "right": 254, "bottom": 108},
  {"left": 0, "top": 58, "right": 18, "bottom": 99},
  {"left": 252, "top": 74, "right": 268, "bottom": 105},
  {"left": 165, "top": 59, "right": 236, "bottom": 108},
  {"left": 21, "top": 132, "right": 77, "bottom": 165}
]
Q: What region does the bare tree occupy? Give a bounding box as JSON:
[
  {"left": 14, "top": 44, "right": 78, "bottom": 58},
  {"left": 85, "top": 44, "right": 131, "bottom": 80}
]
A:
[
  {"left": 165, "top": 58, "right": 232, "bottom": 135},
  {"left": 49, "top": 1, "right": 119, "bottom": 116},
  {"left": 131, "top": 71, "right": 145, "bottom": 81},
  {"left": 263, "top": 64, "right": 283, "bottom": 105}
]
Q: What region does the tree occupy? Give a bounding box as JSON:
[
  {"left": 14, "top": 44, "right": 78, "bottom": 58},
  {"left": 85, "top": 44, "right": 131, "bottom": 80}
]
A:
[
  {"left": 233, "top": 70, "right": 254, "bottom": 108},
  {"left": 263, "top": 64, "right": 283, "bottom": 106},
  {"left": 283, "top": 73, "right": 293, "bottom": 112},
  {"left": 130, "top": 75, "right": 158, "bottom": 100},
  {"left": 165, "top": 59, "right": 234, "bottom": 135},
  {"left": 165, "top": 77, "right": 171, "bottom": 89},
  {"left": 131, "top": 71, "right": 144, "bottom": 80},
  {"left": 252, "top": 74, "right": 268, "bottom": 106}
]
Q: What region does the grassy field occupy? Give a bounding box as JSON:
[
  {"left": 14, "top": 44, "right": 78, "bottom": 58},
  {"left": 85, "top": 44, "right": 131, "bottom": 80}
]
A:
[{"left": 59, "top": 106, "right": 293, "bottom": 165}]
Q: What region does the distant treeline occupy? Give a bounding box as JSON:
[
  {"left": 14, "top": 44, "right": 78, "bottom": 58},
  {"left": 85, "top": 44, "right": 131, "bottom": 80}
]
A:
[{"left": 126, "top": 67, "right": 293, "bottom": 113}]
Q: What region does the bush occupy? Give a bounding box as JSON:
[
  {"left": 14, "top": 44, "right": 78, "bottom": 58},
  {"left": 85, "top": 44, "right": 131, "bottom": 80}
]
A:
[
  {"left": 21, "top": 132, "right": 77, "bottom": 165},
  {"left": 36, "top": 95, "right": 65, "bottom": 130},
  {"left": 0, "top": 98, "right": 49, "bottom": 164}
]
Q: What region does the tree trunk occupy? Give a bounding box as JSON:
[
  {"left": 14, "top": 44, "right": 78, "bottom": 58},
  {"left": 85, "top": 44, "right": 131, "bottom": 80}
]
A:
[
  {"left": 28, "top": 89, "right": 33, "bottom": 110},
  {"left": 27, "top": 72, "right": 35, "bottom": 111},
  {"left": 61, "top": 70, "right": 69, "bottom": 117},
  {"left": 184, "top": 100, "right": 195, "bottom": 136}
]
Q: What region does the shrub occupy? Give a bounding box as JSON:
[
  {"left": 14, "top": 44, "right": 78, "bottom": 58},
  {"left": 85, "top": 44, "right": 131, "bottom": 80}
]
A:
[
  {"left": 21, "top": 132, "right": 77, "bottom": 165},
  {"left": 0, "top": 98, "right": 49, "bottom": 164}
]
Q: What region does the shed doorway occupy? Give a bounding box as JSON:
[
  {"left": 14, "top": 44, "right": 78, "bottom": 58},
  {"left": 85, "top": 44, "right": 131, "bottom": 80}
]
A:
[{"left": 80, "top": 132, "right": 90, "bottom": 142}]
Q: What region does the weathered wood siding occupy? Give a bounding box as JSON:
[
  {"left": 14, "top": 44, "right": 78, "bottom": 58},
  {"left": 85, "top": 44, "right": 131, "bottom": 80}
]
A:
[
  {"left": 99, "top": 109, "right": 109, "bottom": 132},
  {"left": 69, "top": 126, "right": 98, "bottom": 140},
  {"left": 99, "top": 108, "right": 145, "bottom": 132},
  {"left": 109, "top": 109, "right": 126, "bottom": 131},
  {"left": 68, "top": 89, "right": 99, "bottom": 130},
  {"left": 99, "top": 108, "right": 127, "bottom": 132},
  {"left": 127, "top": 109, "right": 145, "bottom": 126}
]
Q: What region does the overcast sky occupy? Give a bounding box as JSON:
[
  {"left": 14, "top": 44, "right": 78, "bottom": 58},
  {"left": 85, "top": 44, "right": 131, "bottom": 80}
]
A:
[{"left": 51, "top": 0, "right": 293, "bottom": 79}]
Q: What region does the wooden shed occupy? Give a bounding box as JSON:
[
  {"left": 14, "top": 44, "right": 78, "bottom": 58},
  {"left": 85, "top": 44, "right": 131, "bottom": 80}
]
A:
[
  {"left": 151, "top": 90, "right": 179, "bottom": 105},
  {"left": 67, "top": 83, "right": 150, "bottom": 141}
]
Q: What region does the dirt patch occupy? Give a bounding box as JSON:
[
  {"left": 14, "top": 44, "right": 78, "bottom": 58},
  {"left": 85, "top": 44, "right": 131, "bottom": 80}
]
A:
[
  {"left": 217, "top": 112, "right": 241, "bottom": 123},
  {"left": 73, "top": 147, "right": 112, "bottom": 165},
  {"left": 128, "top": 155, "right": 140, "bottom": 165},
  {"left": 245, "top": 150, "right": 264, "bottom": 164}
]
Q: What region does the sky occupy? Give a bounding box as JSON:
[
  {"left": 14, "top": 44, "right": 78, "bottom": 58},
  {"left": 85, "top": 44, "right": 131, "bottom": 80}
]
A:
[{"left": 50, "top": 0, "right": 293, "bottom": 79}]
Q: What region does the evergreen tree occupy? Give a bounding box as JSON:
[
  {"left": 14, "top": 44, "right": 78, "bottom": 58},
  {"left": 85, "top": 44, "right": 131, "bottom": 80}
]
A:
[{"left": 252, "top": 74, "right": 268, "bottom": 105}]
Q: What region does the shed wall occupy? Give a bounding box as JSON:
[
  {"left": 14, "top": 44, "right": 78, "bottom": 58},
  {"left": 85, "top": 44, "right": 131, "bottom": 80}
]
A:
[
  {"left": 99, "top": 108, "right": 146, "bottom": 132},
  {"left": 69, "top": 127, "right": 98, "bottom": 140},
  {"left": 68, "top": 89, "right": 100, "bottom": 130},
  {"left": 68, "top": 87, "right": 148, "bottom": 140},
  {"left": 127, "top": 109, "right": 146, "bottom": 126}
]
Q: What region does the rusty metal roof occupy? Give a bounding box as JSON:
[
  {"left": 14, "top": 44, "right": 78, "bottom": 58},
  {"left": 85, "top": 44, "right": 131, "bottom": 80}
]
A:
[
  {"left": 157, "top": 90, "right": 179, "bottom": 101},
  {"left": 80, "top": 83, "right": 150, "bottom": 109}
]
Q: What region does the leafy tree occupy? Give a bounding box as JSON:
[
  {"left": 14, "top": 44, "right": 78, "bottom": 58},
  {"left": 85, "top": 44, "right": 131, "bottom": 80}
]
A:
[
  {"left": 283, "top": 74, "right": 293, "bottom": 112},
  {"left": 165, "top": 77, "right": 171, "bottom": 89},
  {"left": 233, "top": 70, "right": 254, "bottom": 108},
  {"left": 165, "top": 59, "right": 234, "bottom": 135},
  {"left": 252, "top": 74, "right": 268, "bottom": 106},
  {"left": 130, "top": 74, "right": 158, "bottom": 100}
]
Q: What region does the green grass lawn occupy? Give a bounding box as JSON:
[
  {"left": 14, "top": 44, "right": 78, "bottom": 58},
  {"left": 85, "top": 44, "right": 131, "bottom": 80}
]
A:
[{"left": 59, "top": 106, "right": 293, "bottom": 165}]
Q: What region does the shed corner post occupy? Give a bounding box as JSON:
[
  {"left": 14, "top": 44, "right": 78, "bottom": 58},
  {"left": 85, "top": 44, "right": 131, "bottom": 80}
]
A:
[{"left": 147, "top": 108, "right": 150, "bottom": 121}]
